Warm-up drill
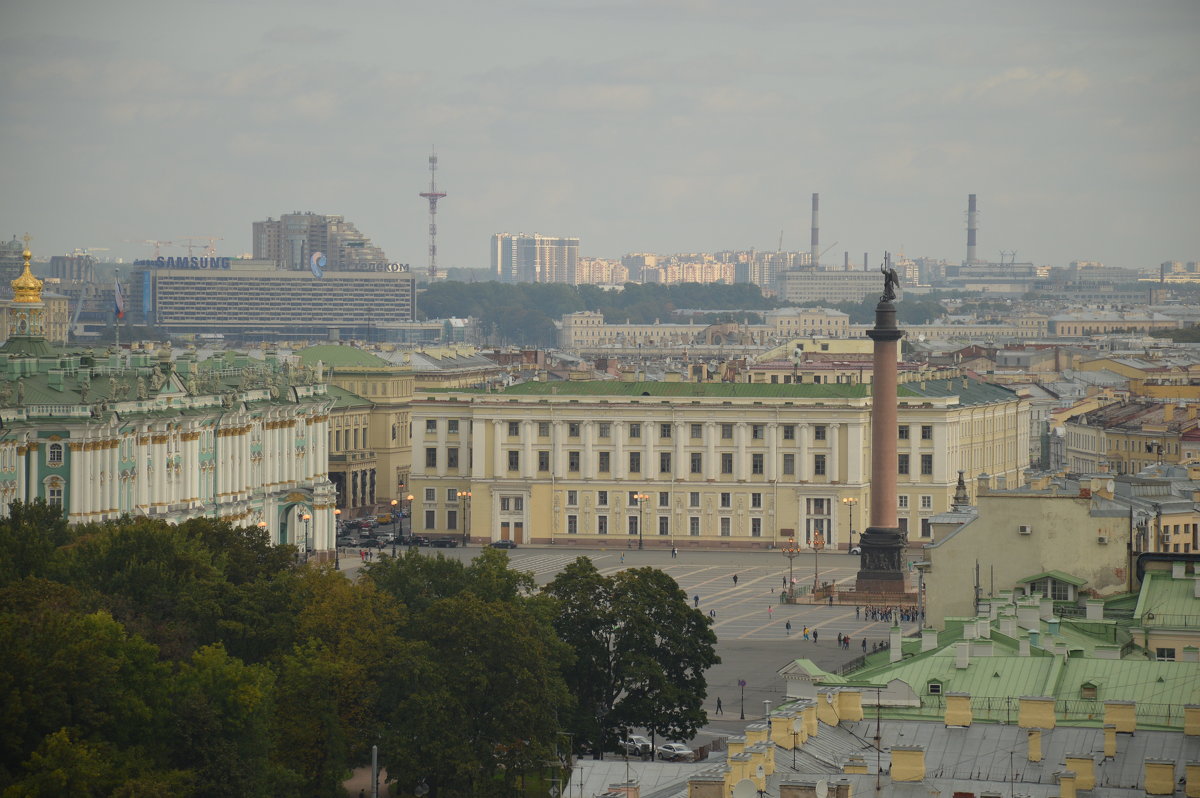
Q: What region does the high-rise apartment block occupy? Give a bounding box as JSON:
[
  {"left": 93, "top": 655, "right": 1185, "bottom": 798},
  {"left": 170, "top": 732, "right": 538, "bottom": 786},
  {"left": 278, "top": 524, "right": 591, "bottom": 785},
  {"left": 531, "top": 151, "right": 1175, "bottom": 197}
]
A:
[
  {"left": 491, "top": 233, "right": 579, "bottom": 284},
  {"left": 253, "top": 212, "right": 389, "bottom": 272}
]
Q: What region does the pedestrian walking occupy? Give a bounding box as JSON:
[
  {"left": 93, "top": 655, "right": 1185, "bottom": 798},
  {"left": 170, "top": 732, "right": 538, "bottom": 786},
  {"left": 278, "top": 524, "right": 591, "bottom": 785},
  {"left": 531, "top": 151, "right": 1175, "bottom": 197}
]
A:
[
  {"left": 768, "top": 605, "right": 774, "bottom": 618},
  {"left": 828, "top": 594, "right": 834, "bottom": 606},
  {"left": 694, "top": 594, "right": 700, "bottom": 608},
  {"left": 620, "top": 553, "right": 625, "bottom": 564},
  {"left": 812, "top": 629, "right": 818, "bottom": 643},
  {"left": 671, "top": 546, "right": 678, "bottom": 558},
  {"left": 732, "top": 574, "right": 739, "bottom": 586},
  {"left": 843, "top": 635, "right": 850, "bottom": 650},
  {"left": 709, "top": 609, "right": 717, "bottom": 619},
  {"left": 862, "top": 638, "right": 867, "bottom": 652},
  {"left": 716, "top": 697, "right": 723, "bottom": 715},
  {"left": 837, "top": 632, "right": 843, "bottom": 646},
  {"left": 803, "top": 626, "right": 810, "bottom": 640},
  {"left": 786, "top": 620, "right": 792, "bottom": 635},
  {"left": 855, "top": 605, "right": 861, "bottom": 619},
  {"left": 782, "top": 576, "right": 787, "bottom": 588}
]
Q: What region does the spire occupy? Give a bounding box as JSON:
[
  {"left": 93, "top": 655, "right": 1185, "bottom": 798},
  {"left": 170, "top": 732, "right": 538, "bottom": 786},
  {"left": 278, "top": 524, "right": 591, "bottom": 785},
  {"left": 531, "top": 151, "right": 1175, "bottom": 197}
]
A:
[{"left": 11, "top": 233, "right": 43, "bottom": 304}]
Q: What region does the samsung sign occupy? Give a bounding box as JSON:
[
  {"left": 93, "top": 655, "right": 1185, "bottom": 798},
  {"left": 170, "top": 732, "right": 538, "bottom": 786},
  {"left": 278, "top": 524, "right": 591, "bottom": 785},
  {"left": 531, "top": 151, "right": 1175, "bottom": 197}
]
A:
[{"left": 135, "top": 257, "right": 232, "bottom": 270}]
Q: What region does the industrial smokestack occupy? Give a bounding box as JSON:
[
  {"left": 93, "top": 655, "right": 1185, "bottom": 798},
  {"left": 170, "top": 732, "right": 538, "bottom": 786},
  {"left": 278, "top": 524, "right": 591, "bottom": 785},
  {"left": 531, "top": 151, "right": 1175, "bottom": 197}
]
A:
[
  {"left": 967, "top": 194, "right": 978, "bottom": 265},
  {"left": 810, "top": 193, "right": 819, "bottom": 268},
  {"left": 844, "top": 251, "right": 849, "bottom": 271},
  {"left": 864, "top": 252, "right": 869, "bottom": 272}
]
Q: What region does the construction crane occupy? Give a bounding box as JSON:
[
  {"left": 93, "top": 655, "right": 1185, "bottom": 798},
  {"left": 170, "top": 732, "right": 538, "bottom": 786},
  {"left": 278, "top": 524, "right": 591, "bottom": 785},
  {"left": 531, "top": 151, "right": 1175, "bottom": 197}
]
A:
[
  {"left": 177, "top": 236, "right": 224, "bottom": 256},
  {"left": 70, "top": 247, "right": 109, "bottom": 257},
  {"left": 126, "top": 239, "right": 175, "bottom": 258}
]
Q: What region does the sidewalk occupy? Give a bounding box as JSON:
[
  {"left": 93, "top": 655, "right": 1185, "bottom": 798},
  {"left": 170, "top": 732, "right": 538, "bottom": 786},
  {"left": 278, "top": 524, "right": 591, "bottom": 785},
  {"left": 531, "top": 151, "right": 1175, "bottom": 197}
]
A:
[{"left": 342, "top": 765, "right": 388, "bottom": 797}]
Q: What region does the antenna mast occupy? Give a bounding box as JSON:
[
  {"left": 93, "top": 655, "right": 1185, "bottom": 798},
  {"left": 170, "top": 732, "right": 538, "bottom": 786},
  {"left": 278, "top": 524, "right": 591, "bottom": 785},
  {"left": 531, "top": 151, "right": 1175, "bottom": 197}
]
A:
[{"left": 419, "top": 149, "right": 447, "bottom": 281}]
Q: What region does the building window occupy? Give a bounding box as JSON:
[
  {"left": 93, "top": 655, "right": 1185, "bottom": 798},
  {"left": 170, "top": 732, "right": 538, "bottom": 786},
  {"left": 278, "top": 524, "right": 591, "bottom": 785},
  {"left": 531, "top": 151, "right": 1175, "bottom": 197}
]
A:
[
  {"left": 805, "top": 498, "right": 831, "bottom": 546},
  {"left": 47, "top": 480, "right": 63, "bottom": 508},
  {"left": 783, "top": 425, "right": 795, "bottom": 440},
  {"left": 921, "top": 518, "right": 931, "bottom": 538},
  {"left": 597, "top": 515, "right": 608, "bottom": 535},
  {"left": 567, "top": 490, "right": 578, "bottom": 506},
  {"left": 426, "top": 448, "right": 438, "bottom": 468},
  {"left": 720, "top": 492, "right": 731, "bottom": 508},
  {"left": 660, "top": 452, "right": 672, "bottom": 473},
  {"left": 751, "top": 492, "right": 762, "bottom": 508},
  {"left": 655, "top": 515, "right": 669, "bottom": 536},
  {"left": 920, "top": 495, "right": 932, "bottom": 509},
  {"left": 921, "top": 425, "right": 933, "bottom": 440},
  {"left": 568, "top": 422, "right": 580, "bottom": 437},
  {"left": 425, "top": 488, "right": 436, "bottom": 501},
  {"left": 720, "top": 517, "right": 731, "bottom": 536},
  {"left": 597, "top": 490, "right": 609, "bottom": 506},
  {"left": 898, "top": 425, "right": 909, "bottom": 440},
  {"left": 567, "top": 515, "right": 578, "bottom": 534},
  {"left": 538, "top": 422, "right": 550, "bottom": 437},
  {"left": 689, "top": 492, "right": 700, "bottom": 508},
  {"left": 508, "top": 421, "right": 520, "bottom": 436},
  {"left": 721, "top": 424, "right": 733, "bottom": 439},
  {"left": 927, "top": 682, "right": 942, "bottom": 695},
  {"left": 507, "top": 451, "right": 520, "bottom": 471},
  {"left": 500, "top": 497, "right": 511, "bottom": 511},
  {"left": 783, "top": 453, "right": 795, "bottom": 475},
  {"left": 898, "top": 495, "right": 909, "bottom": 509},
  {"left": 1080, "top": 684, "right": 1098, "bottom": 700},
  {"left": 628, "top": 516, "right": 639, "bottom": 536},
  {"left": 690, "top": 453, "right": 703, "bottom": 474},
  {"left": 721, "top": 453, "right": 733, "bottom": 474},
  {"left": 898, "top": 454, "right": 910, "bottom": 475},
  {"left": 814, "top": 426, "right": 827, "bottom": 441},
  {"left": 598, "top": 451, "right": 610, "bottom": 472},
  {"left": 447, "top": 448, "right": 459, "bottom": 469},
  {"left": 691, "top": 423, "right": 703, "bottom": 439},
  {"left": 751, "top": 424, "right": 765, "bottom": 440},
  {"left": 751, "top": 518, "right": 762, "bottom": 537},
  {"left": 47, "top": 443, "right": 63, "bottom": 465},
  {"left": 447, "top": 510, "right": 458, "bottom": 530},
  {"left": 921, "top": 454, "right": 933, "bottom": 475},
  {"left": 660, "top": 423, "right": 672, "bottom": 439},
  {"left": 426, "top": 419, "right": 437, "bottom": 433},
  {"left": 424, "top": 510, "right": 436, "bottom": 530},
  {"left": 629, "top": 452, "right": 641, "bottom": 473},
  {"left": 814, "top": 454, "right": 826, "bottom": 476},
  {"left": 689, "top": 516, "right": 700, "bottom": 536},
  {"left": 568, "top": 451, "right": 581, "bottom": 472},
  {"left": 1155, "top": 648, "right": 1176, "bottom": 662},
  {"left": 658, "top": 491, "right": 669, "bottom": 507},
  {"left": 448, "top": 420, "right": 459, "bottom": 434},
  {"left": 628, "top": 491, "right": 641, "bottom": 507},
  {"left": 629, "top": 423, "right": 641, "bottom": 439},
  {"left": 538, "top": 451, "right": 550, "bottom": 471},
  {"left": 598, "top": 422, "right": 611, "bottom": 438},
  {"left": 751, "top": 454, "right": 764, "bottom": 474}
]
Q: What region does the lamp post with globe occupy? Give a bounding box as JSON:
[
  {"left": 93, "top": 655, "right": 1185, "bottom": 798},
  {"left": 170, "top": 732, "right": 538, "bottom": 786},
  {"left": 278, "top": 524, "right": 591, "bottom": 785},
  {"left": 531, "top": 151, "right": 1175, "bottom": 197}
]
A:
[
  {"left": 842, "top": 496, "right": 858, "bottom": 552},
  {"left": 780, "top": 537, "right": 801, "bottom": 601},
  {"left": 390, "top": 498, "right": 399, "bottom": 557}
]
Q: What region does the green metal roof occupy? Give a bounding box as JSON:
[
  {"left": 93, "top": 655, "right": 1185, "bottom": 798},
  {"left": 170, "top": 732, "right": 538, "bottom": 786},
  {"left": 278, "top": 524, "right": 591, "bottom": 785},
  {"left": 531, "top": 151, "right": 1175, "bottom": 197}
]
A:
[
  {"left": 296, "top": 345, "right": 392, "bottom": 369},
  {"left": 326, "top": 384, "right": 370, "bottom": 409},
  {"left": 1134, "top": 571, "right": 1200, "bottom": 625}
]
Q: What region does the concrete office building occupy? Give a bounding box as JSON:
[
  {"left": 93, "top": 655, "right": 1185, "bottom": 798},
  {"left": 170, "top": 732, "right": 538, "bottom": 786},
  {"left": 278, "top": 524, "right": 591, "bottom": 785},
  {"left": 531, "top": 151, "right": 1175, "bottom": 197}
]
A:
[
  {"left": 491, "top": 233, "right": 579, "bottom": 284},
  {"left": 252, "top": 212, "right": 390, "bottom": 272}
]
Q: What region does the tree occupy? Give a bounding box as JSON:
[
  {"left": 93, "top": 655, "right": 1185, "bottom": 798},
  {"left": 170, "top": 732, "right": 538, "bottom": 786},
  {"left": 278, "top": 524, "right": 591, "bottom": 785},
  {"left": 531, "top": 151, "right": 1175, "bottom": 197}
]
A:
[
  {"left": 0, "top": 499, "right": 72, "bottom": 588},
  {"left": 544, "top": 559, "right": 719, "bottom": 758}
]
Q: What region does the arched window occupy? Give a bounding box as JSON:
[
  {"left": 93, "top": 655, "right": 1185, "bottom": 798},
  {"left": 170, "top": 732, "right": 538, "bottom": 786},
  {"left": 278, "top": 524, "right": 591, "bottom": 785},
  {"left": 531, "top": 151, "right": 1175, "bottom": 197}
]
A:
[
  {"left": 47, "top": 443, "right": 64, "bottom": 465},
  {"left": 44, "top": 476, "right": 65, "bottom": 508}
]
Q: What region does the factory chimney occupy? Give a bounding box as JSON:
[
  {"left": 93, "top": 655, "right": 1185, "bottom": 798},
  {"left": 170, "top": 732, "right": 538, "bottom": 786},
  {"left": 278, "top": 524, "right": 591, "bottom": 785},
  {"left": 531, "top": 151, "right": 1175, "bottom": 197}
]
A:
[
  {"left": 966, "top": 194, "right": 978, "bottom": 265},
  {"left": 810, "top": 193, "right": 819, "bottom": 268}
]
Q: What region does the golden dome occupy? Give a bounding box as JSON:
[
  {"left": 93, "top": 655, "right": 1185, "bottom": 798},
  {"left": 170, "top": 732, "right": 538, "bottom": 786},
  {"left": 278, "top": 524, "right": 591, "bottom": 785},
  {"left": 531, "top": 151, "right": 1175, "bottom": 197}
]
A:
[{"left": 11, "top": 245, "right": 43, "bottom": 304}]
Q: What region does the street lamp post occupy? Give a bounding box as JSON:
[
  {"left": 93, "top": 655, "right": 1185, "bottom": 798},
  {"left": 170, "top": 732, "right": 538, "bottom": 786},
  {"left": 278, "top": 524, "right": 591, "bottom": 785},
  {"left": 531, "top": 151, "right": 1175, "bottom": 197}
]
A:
[
  {"left": 781, "top": 538, "right": 801, "bottom": 601},
  {"left": 456, "top": 490, "right": 471, "bottom": 546},
  {"left": 811, "top": 529, "right": 825, "bottom": 595},
  {"left": 390, "top": 499, "right": 399, "bottom": 557},
  {"left": 301, "top": 512, "right": 312, "bottom": 564},
  {"left": 333, "top": 509, "right": 341, "bottom": 569},
  {"left": 634, "top": 492, "right": 650, "bottom": 550},
  {"left": 738, "top": 679, "right": 746, "bottom": 720},
  {"left": 405, "top": 493, "right": 414, "bottom": 541},
  {"left": 842, "top": 496, "right": 858, "bottom": 552}
]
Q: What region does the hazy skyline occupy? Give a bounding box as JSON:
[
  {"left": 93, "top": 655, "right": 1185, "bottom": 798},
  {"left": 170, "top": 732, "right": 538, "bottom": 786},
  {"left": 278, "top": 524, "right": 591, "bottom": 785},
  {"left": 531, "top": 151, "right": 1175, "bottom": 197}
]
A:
[{"left": 1, "top": 0, "right": 1197, "bottom": 272}]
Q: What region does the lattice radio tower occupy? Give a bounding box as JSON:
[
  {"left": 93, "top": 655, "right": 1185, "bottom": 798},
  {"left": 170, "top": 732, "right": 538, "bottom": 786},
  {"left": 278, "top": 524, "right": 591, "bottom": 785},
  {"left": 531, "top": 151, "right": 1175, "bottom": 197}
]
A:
[{"left": 418, "top": 149, "right": 447, "bottom": 281}]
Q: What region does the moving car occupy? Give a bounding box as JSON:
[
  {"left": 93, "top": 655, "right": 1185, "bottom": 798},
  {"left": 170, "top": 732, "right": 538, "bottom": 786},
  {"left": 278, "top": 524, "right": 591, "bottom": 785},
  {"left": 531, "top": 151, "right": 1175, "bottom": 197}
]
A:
[
  {"left": 656, "top": 743, "right": 692, "bottom": 762},
  {"left": 849, "top": 545, "right": 862, "bottom": 555},
  {"left": 619, "top": 736, "right": 652, "bottom": 757},
  {"left": 488, "top": 540, "right": 518, "bottom": 549},
  {"left": 429, "top": 538, "right": 458, "bottom": 548}
]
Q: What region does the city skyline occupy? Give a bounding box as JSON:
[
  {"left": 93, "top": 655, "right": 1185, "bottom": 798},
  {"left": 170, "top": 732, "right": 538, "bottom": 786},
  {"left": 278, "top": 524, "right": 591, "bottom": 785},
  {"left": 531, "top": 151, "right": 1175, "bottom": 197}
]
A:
[{"left": 0, "top": 1, "right": 1196, "bottom": 271}]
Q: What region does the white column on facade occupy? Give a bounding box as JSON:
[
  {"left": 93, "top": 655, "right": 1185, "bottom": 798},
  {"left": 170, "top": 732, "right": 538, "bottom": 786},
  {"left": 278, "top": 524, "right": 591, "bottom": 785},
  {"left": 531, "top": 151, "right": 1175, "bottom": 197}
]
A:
[
  {"left": 107, "top": 440, "right": 118, "bottom": 515},
  {"left": 674, "top": 421, "right": 685, "bottom": 480},
  {"left": 847, "top": 422, "right": 865, "bottom": 484},
  {"left": 189, "top": 433, "right": 200, "bottom": 504},
  {"left": 470, "top": 418, "right": 487, "bottom": 480},
  {"left": 552, "top": 421, "right": 566, "bottom": 476},
  {"left": 16, "top": 438, "right": 28, "bottom": 504},
  {"left": 68, "top": 441, "right": 83, "bottom": 518},
  {"left": 436, "top": 417, "right": 448, "bottom": 478},
  {"left": 492, "top": 419, "right": 504, "bottom": 476},
  {"left": 614, "top": 423, "right": 627, "bottom": 479},
  {"left": 829, "top": 423, "right": 841, "bottom": 483},
  {"left": 705, "top": 422, "right": 717, "bottom": 480},
  {"left": 521, "top": 419, "right": 535, "bottom": 480},
  {"left": 582, "top": 421, "right": 595, "bottom": 480},
  {"left": 932, "top": 422, "right": 947, "bottom": 483},
  {"left": 644, "top": 418, "right": 655, "bottom": 483},
  {"left": 767, "top": 423, "right": 778, "bottom": 481},
  {"left": 799, "top": 424, "right": 810, "bottom": 481},
  {"left": 735, "top": 422, "right": 748, "bottom": 481}
]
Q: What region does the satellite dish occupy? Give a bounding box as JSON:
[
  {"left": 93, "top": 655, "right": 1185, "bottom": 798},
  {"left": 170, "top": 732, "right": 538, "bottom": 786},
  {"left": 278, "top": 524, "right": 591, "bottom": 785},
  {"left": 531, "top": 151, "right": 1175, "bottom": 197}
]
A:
[
  {"left": 731, "top": 779, "right": 758, "bottom": 798},
  {"left": 310, "top": 251, "right": 326, "bottom": 278},
  {"left": 814, "top": 779, "right": 828, "bottom": 798}
]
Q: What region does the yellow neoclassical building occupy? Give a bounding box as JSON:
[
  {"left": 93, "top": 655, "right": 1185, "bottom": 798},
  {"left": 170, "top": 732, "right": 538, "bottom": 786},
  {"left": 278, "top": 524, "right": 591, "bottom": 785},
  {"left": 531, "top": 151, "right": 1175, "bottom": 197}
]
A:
[{"left": 407, "top": 378, "right": 1029, "bottom": 547}]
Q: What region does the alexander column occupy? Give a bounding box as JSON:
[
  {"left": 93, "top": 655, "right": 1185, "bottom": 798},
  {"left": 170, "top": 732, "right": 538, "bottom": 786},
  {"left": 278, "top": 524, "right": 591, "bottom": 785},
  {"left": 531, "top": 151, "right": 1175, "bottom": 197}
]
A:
[{"left": 856, "top": 254, "right": 907, "bottom": 593}]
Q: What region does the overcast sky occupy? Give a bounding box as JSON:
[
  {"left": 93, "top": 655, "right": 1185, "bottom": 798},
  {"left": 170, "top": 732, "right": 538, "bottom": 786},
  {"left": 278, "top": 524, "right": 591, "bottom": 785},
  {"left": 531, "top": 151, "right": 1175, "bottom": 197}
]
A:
[{"left": 1, "top": 0, "right": 1196, "bottom": 272}]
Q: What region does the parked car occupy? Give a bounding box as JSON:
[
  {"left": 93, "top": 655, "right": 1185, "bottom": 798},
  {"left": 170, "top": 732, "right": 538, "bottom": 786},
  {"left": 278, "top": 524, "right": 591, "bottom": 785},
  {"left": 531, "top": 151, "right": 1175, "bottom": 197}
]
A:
[
  {"left": 656, "top": 743, "right": 692, "bottom": 762},
  {"left": 849, "top": 545, "right": 862, "bottom": 555},
  {"left": 619, "top": 736, "right": 652, "bottom": 757},
  {"left": 429, "top": 538, "right": 458, "bottom": 548},
  {"left": 359, "top": 539, "right": 385, "bottom": 549},
  {"left": 408, "top": 536, "right": 430, "bottom": 547},
  {"left": 488, "top": 540, "right": 518, "bottom": 549},
  {"left": 336, "top": 536, "right": 360, "bottom": 548}
]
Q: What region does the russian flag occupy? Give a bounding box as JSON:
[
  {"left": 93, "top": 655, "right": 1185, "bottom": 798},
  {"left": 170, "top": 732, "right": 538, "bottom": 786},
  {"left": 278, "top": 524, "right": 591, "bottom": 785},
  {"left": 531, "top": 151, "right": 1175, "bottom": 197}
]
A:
[{"left": 114, "top": 279, "right": 125, "bottom": 319}]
